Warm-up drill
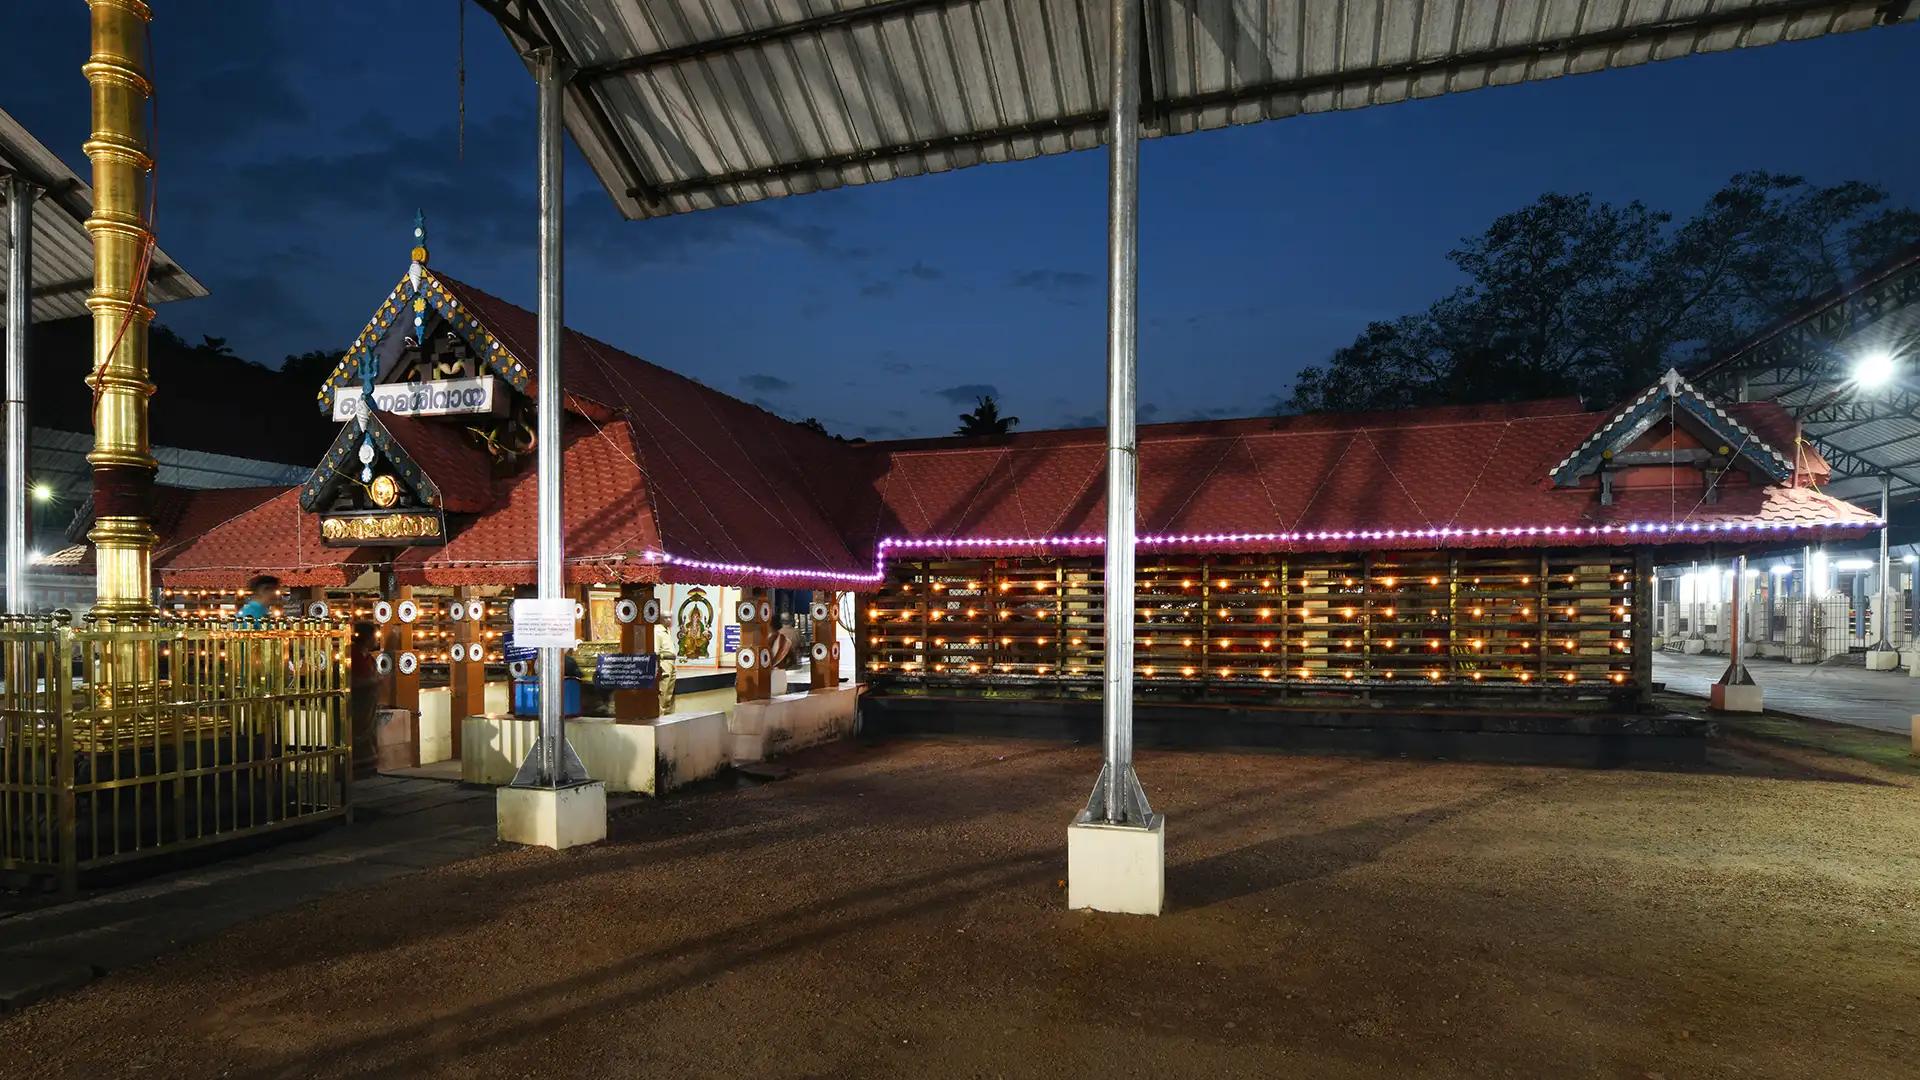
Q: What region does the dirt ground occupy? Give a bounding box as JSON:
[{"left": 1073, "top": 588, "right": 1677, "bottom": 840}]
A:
[{"left": 4, "top": 730, "right": 1919, "bottom": 1080}]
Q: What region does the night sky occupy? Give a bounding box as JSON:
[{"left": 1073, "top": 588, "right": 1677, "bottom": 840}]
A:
[{"left": 2, "top": 4, "right": 1914, "bottom": 440}]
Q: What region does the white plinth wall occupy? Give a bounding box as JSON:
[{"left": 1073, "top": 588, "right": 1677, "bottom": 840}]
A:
[
  {"left": 729, "top": 686, "right": 858, "bottom": 763},
  {"left": 1068, "top": 816, "right": 1166, "bottom": 916},
  {"left": 464, "top": 711, "right": 730, "bottom": 795}
]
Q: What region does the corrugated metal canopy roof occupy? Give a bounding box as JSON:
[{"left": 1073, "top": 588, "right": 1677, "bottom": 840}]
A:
[
  {"left": 1695, "top": 243, "right": 1920, "bottom": 509},
  {"left": 475, "top": 0, "right": 1904, "bottom": 220},
  {"left": 0, "top": 106, "right": 206, "bottom": 326}
]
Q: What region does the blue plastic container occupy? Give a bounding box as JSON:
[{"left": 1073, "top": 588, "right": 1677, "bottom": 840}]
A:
[{"left": 511, "top": 676, "right": 582, "bottom": 718}]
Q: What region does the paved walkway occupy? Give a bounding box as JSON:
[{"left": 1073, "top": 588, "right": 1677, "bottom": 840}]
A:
[
  {"left": 0, "top": 775, "right": 504, "bottom": 1013},
  {"left": 1656, "top": 652, "right": 1916, "bottom": 734}
]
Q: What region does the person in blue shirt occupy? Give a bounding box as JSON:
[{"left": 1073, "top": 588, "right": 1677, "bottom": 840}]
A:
[{"left": 237, "top": 574, "right": 281, "bottom": 626}]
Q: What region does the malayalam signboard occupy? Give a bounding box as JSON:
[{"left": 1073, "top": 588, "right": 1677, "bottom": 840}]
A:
[
  {"left": 594, "top": 653, "right": 658, "bottom": 689},
  {"left": 331, "top": 375, "right": 504, "bottom": 421},
  {"left": 319, "top": 510, "right": 445, "bottom": 547}
]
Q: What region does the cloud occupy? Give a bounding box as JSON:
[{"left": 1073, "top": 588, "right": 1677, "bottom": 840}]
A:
[
  {"left": 879, "top": 359, "right": 914, "bottom": 375},
  {"left": 1178, "top": 405, "right": 1242, "bottom": 422},
  {"left": 860, "top": 261, "right": 946, "bottom": 299},
  {"left": 859, "top": 423, "right": 909, "bottom": 440},
  {"left": 934, "top": 384, "right": 1000, "bottom": 404},
  {"left": 740, "top": 373, "right": 792, "bottom": 393},
  {"left": 1009, "top": 268, "right": 1098, "bottom": 304}
]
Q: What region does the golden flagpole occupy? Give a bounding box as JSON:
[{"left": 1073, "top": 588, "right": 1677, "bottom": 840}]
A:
[{"left": 83, "top": 0, "right": 158, "bottom": 614}]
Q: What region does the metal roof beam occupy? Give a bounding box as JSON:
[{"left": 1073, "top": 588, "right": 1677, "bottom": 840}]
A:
[
  {"left": 1824, "top": 425, "right": 1920, "bottom": 456},
  {"left": 1798, "top": 387, "right": 1920, "bottom": 425},
  {"left": 1813, "top": 438, "right": 1920, "bottom": 492},
  {"left": 488, "top": 1, "right": 668, "bottom": 207},
  {"left": 630, "top": 0, "right": 1874, "bottom": 203},
  {"left": 574, "top": 0, "right": 960, "bottom": 82}
]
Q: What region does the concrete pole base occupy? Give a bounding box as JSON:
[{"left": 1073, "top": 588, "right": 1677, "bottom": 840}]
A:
[
  {"left": 1710, "top": 682, "right": 1764, "bottom": 713},
  {"left": 1865, "top": 650, "right": 1899, "bottom": 672},
  {"left": 1068, "top": 815, "right": 1165, "bottom": 916},
  {"left": 498, "top": 781, "right": 607, "bottom": 850}
]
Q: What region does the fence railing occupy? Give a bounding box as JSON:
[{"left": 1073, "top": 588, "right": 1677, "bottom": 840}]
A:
[{"left": 0, "top": 615, "right": 351, "bottom": 892}]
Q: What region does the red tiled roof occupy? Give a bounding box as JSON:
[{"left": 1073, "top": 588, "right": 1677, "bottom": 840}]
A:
[
  {"left": 391, "top": 417, "right": 663, "bottom": 586},
  {"left": 152, "top": 272, "right": 1881, "bottom": 590},
  {"left": 378, "top": 415, "right": 495, "bottom": 513},
  {"left": 158, "top": 487, "right": 379, "bottom": 587},
  {"left": 433, "top": 274, "right": 874, "bottom": 583},
  {"left": 47, "top": 484, "right": 298, "bottom": 578},
  {"left": 863, "top": 400, "right": 1878, "bottom": 556}
]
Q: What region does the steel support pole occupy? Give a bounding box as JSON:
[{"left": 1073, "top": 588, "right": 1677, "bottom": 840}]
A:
[
  {"left": 4, "top": 177, "right": 35, "bottom": 614},
  {"left": 1875, "top": 476, "right": 1892, "bottom": 651},
  {"left": 534, "top": 46, "right": 566, "bottom": 787},
  {"left": 1082, "top": 0, "right": 1153, "bottom": 827},
  {"left": 1719, "top": 554, "right": 1752, "bottom": 686}
]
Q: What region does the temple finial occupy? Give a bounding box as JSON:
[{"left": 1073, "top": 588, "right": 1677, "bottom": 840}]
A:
[{"left": 411, "top": 210, "right": 429, "bottom": 267}]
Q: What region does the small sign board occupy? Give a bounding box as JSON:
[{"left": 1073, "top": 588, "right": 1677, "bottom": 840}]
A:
[
  {"left": 722, "top": 624, "right": 741, "bottom": 654},
  {"left": 594, "top": 652, "right": 657, "bottom": 690},
  {"left": 511, "top": 598, "right": 579, "bottom": 650},
  {"left": 500, "top": 632, "right": 537, "bottom": 663},
  {"left": 332, "top": 376, "right": 504, "bottom": 421}
]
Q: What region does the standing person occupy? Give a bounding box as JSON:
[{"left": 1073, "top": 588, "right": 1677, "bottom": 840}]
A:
[{"left": 237, "top": 574, "right": 281, "bottom": 627}]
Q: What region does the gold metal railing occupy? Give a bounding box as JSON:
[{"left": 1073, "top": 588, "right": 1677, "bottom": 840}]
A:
[{"left": 0, "top": 615, "right": 351, "bottom": 892}]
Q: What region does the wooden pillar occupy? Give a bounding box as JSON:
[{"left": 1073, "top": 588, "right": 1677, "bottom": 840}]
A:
[
  {"left": 573, "top": 583, "right": 593, "bottom": 642},
  {"left": 385, "top": 580, "right": 421, "bottom": 718},
  {"left": 448, "top": 587, "right": 485, "bottom": 748},
  {"left": 1631, "top": 550, "right": 1654, "bottom": 708},
  {"left": 853, "top": 592, "right": 871, "bottom": 682},
  {"left": 810, "top": 590, "right": 840, "bottom": 690},
  {"left": 736, "top": 586, "right": 773, "bottom": 702},
  {"left": 614, "top": 583, "right": 663, "bottom": 722}
]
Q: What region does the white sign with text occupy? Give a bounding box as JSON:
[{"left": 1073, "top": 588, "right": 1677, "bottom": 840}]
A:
[
  {"left": 331, "top": 375, "right": 503, "bottom": 421},
  {"left": 511, "top": 598, "right": 579, "bottom": 650}
]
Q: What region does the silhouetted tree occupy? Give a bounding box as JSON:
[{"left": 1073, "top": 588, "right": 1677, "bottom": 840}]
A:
[
  {"left": 955, "top": 396, "right": 1018, "bottom": 436},
  {"left": 797, "top": 417, "right": 830, "bottom": 437},
  {"left": 1285, "top": 173, "right": 1920, "bottom": 413}
]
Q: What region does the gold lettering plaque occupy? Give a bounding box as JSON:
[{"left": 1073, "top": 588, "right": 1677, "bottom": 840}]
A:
[{"left": 320, "top": 512, "right": 444, "bottom": 546}]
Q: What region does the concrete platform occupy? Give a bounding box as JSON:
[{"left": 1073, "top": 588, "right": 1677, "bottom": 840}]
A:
[
  {"left": 1709, "top": 682, "right": 1763, "bottom": 713},
  {"left": 462, "top": 711, "right": 730, "bottom": 795},
  {"left": 730, "top": 686, "right": 859, "bottom": 763},
  {"left": 1656, "top": 653, "right": 1914, "bottom": 734},
  {"left": 498, "top": 781, "right": 606, "bottom": 850},
  {"left": 1068, "top": 815, "right": 1165, "bottom": 916}
]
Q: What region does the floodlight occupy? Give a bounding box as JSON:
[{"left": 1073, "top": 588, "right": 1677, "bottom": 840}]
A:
[
  {"left": 30, "top": 483, "right": 52, "bottom": 503},
  {"left": 1852, "top": 350, "right": 1896, "bottom": 388}
]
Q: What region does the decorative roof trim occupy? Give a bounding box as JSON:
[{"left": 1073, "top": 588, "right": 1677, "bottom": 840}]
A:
[
  {"left": 1548, "top": 369, "right": 1796, "bottom": 487},
  {"left": 299, "top": 411, "right": 444, "bottom": 513},
  {"left": 314, "top": 268, "right": 535, "bottom": 416}
]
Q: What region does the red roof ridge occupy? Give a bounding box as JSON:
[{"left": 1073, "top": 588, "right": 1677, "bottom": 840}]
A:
[{"left": 882, "top": 398, "right": 1593, "bottom": 457}]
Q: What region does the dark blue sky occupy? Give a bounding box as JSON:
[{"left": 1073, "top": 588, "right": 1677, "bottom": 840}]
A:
[{"left": 3, "top": 5, "right": 1914, "bottom": 438}]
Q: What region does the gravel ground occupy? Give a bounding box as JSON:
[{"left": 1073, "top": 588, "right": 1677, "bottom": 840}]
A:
[{"left": 3, "top": 733, "right": 1918, "bottom": 1079}]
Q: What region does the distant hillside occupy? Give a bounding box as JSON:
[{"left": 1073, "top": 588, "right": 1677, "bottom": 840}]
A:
[{"left": 14, "top": 318, "right": 339, "bottom": 466}]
